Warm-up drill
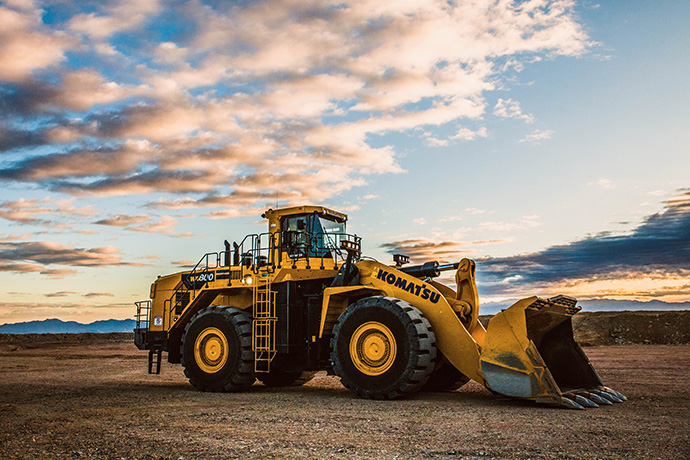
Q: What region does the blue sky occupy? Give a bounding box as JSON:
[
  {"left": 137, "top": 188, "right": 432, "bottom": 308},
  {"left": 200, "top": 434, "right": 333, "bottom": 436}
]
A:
[{"left": 0, "top": 0, "right": 688, "bottom": 323}]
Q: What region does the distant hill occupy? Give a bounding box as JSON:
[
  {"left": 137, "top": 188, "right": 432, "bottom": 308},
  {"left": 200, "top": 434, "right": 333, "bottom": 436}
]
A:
[
  {"left": 2, "top": 298, "right": 689, "bottom": 333},
  {"left": 0, "top": 318, "right": 136, "bottom": 334},
  {"left": 480, "top": 298, "right": 690, "bottom": 315}
]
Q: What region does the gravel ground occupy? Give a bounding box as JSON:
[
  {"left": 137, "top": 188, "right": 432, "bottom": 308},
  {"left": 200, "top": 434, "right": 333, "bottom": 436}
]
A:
[{"left": 0, "top": 338, "right": 688, "bottom": 459}]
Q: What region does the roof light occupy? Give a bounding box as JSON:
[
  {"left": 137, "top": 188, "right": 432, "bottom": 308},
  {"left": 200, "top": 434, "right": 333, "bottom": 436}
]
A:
[{"left": 393, "top": 254, "right": 410, "bottom": 267}]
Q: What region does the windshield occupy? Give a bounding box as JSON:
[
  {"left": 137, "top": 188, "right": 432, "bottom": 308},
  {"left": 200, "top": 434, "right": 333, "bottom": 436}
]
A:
[{"left": 310, "top": 215, "right": 346, "bottom": 258}]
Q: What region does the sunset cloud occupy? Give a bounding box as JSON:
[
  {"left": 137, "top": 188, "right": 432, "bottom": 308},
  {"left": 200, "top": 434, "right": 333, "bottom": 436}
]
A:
[
  {"left": 0, "top": 198, "right": 97, "bottom": 226},
  {"left": 83, "top": 292, "right": 114, "bottom": 298},
  {"left": 0, "top": 240, "right": 145, "bottom": 276},
  {"left": 381, "top": 238, "right": 470, "bottom": 263},
  {"left": 0, "top": 0, "right": 591, "bottom": 209},
  {"left": 477, "top": 189, "right": 690, "bottom": 300},
  {"left": 67, "top": 0, "right": 161, "bottom": 41},
  {"left": 0, "top": 2, "right": 77, "bottom": 82},
  {"left": 95, "top": 214, "right": 151, "bottom": 227},
  {"left": 127, "top": 216, "right": 178, "bottom": 234},
  {"left": 44, "top": 291, "right": 77, "bottom": 298}
]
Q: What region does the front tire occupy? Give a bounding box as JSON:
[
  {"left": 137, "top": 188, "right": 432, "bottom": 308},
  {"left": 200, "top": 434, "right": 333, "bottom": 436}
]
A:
[
  {"left": 181, "top": 306, "right": 255, "bottom": 391},
  {"left": 331, "top": 296, "right": 436, "bottom": 400}
]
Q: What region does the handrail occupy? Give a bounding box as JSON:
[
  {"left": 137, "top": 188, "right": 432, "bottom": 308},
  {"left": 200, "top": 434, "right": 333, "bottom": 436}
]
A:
[
  {"left": 135, "top": 300, "right": 151, "bottom": 330},
  {"left": 165, "top": 229, "right": 362, "bottom": 318}
]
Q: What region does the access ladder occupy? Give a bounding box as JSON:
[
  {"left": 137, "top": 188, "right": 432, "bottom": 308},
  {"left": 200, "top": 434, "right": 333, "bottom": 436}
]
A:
[{"left": 252, "top": 269, "right": 276, "bottom": 372}]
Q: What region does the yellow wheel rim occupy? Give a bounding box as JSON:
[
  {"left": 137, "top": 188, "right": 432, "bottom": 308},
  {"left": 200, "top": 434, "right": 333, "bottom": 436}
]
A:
[
  {"left": 349, "top": 321, "right": 397, "bottom": 376},
  {"left": 194, "top": 327, "right": 229, "bottom": 374}
]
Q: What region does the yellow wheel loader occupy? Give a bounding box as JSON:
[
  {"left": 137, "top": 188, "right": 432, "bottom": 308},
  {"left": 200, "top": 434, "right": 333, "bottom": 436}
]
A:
[{"left": 134, "top": 205, "right": 625, "bottom": 409}]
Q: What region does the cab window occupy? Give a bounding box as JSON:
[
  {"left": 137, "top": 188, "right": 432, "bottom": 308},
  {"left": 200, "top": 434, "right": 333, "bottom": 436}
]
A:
[
  {"left": 282, "top": 215, "right": 309, "bottom": 257},
  {"left": 281, "top": 213, "right": 345, "bottom": 259}
]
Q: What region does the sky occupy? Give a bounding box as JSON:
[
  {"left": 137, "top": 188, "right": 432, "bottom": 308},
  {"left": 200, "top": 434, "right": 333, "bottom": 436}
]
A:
[{"left": 0, "top": 0, "right": 688, "bottom": 324}]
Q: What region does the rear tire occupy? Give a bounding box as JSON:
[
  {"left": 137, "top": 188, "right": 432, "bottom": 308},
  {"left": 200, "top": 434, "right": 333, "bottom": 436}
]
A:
[
  {"left": 420, "top": 354, "right": 470, "bottom": 392},
  {"left": 331, "top": 296, "right": 436, "bottom": 400},
  {"left": 257, "top": 370, "right": 317, "bottom": 387},
  {"left": 181, "top": 306, "right": 255, "bottom": 391}
]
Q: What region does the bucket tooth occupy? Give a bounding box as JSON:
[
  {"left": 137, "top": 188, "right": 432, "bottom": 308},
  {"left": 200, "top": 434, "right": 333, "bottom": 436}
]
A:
[
  {"left": 601, "top": 390, "right": 623, "bottom": 403},
  {"left": 577, "top": 391, "right": 611, "bottom": 406},
  {"left": 571, "top": 394, "right": 598, "bottom": 408},
  {"left": 560, "top": 396, "right": 585, "bottom": 410},
  {"left": 604, "top": 387, "right": 627, "bottom": 401},
  {"left": 592, "top": 389, "right": 622, "bottom": 403}
]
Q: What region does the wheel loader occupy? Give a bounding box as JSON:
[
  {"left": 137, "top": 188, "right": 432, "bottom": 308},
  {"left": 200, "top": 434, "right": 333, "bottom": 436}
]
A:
[{"left": 134, "top": 205, "right": 625, "bottom": 409}]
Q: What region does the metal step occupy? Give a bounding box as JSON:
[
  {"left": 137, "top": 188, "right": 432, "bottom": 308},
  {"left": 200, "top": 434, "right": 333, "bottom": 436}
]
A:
[{"left": 148, "top": 348, "right": 162, "bottom": 375}]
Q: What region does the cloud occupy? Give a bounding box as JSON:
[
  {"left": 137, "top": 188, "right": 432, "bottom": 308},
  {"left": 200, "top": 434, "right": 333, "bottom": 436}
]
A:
[
  {"left": 519, "top": 128, "right": 555, "bottom": 143},
  {"left": 425, "top": 136, "right": 448, "bottom": 147},
  {"left": 172, "top": 260, "right": 195, "bottom": 269},
  {"left": 0, "top": 125, "right": 49, "bottom": 152},
  {"left": 92, "top": 213, "right": 186, "bottom": 236},
  {"left": 0, "top": 261, "right": 78, "bottom": 278},
  {"left": 466, "top": 208, "right": 490, "bottom": 215},
  {"left": 0, "top": 70, "right": 147, "bottom": 121},
  {"left": 381, "top": 238, "right": 470, "bottom": 263},
  {"left": 83, "top": 292, "right": 114, "bottom": 298},
  {"left": 0, "top": 140, "right": 156, "bottom": 181},
  {"left": 54, "top": 169, "right": 226, "bottom": 196},
  {"left": 478, "top": 215, "right": 541, "bottom": 232},
  {"left": 588, "top": 178, "right": 616, "bottom": 190},
  {"left": 0, "top": 198, "right": 52, "bottom": 224},
  {"left": 477, "top": 189, "right": 690, "bottom": 297},
  {"left": 0, "top": 197, "right": 97, "bottom": 226},
  {"left": 451, "top": 127, "right": 488, "bottom": 141},
  {"left": 95, "top": 214, "right": 151, "bottom": 227},
  {"left": 0, "top": 2, "right": 78, "bottom": 82},
  {"left": 67, "top": 0, "right": 161, "bottom": 41},
  {"left": 44, "top": 291, "right": 77, "bottom": 298},
  {"left": 493, "top": 98, "right": 534, "bottom": 123},
  {"left": 0, "top": 240, "right": 146, "bottom": 276},
  {"left": 0, "top": 233, "right": 30, "bottom": 242},
  {"left": 0, "top": 0, "right": 592, "bottom": 209},
  {"left": 127, "top": 216, "right": 178, "bottom": 234}
]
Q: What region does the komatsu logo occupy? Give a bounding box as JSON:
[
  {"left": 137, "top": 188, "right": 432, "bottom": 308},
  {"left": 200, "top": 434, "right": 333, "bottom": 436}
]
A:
[{"left": 374, "top": 268, "right": 441, "bottom": 304}]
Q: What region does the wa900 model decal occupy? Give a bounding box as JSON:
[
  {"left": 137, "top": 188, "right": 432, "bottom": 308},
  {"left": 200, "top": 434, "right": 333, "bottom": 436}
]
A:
[{"left": 195, "top": 272, "right": 215, "bottom": 282}]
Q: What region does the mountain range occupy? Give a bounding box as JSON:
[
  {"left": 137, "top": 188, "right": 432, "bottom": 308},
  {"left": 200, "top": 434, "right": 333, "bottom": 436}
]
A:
[
  {"left": 468, "top": 299, "right": 690, "bottom": 315},
  {"left": 1, "top": 299, "right": 688, "bottom": 333},
  {"left": 0, "top": 318, "right": 136, "bottom": 334}
]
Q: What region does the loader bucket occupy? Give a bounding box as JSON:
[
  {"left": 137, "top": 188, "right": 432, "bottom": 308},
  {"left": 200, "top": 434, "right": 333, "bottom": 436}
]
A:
[{"left": 480, "top": 295, "right": 626, "bottom": 409}]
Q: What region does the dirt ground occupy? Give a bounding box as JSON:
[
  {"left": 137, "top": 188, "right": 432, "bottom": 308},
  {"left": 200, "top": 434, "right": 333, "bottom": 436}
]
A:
[{"left": 0, "top": 336, "right": 688, "bottom": 460}]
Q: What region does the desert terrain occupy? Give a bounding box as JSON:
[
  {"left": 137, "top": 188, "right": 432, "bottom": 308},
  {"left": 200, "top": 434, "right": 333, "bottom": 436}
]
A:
[{"left": 1, "top": 312, "right": 689, "bottom": 459}]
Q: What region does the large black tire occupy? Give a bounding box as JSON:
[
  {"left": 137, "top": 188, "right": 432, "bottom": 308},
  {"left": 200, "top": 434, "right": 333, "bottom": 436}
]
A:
[
  {"left": 420, "top": 354, "right": 471, "bottom": 392},
  {"left": 181, "top": 306, "right": 255, "bottom": 392},
  {"left": 257, "top": 370, "right": 317, "bottom": 387},
  {"left": 331, "top": 296, "right": 437, "bottom": 400}
]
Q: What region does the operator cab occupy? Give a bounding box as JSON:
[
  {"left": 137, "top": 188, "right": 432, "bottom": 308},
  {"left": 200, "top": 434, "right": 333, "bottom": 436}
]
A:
[
  {"left": 221, "top": 206, "right": 356, "bottom": 269},
  {"left": 262, "top": 206, "right": 354, "bottom": 265},
  {"left": 281, "top": 212, "right": 347, "bottom": 259}
]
